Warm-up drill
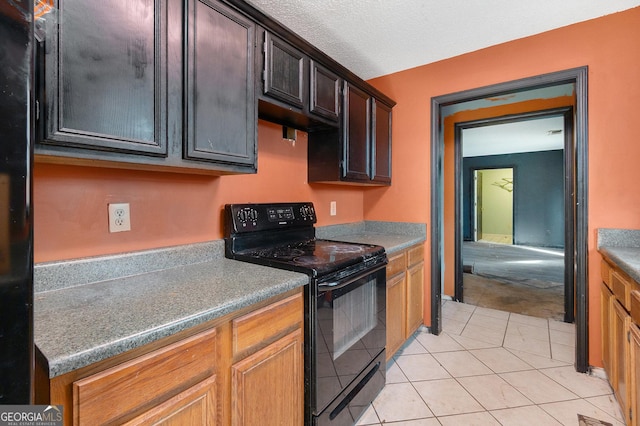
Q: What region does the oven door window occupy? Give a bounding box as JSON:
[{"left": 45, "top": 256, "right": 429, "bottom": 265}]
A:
[{"left": 333, "top": 277, "right": 377, "bottom": 359}]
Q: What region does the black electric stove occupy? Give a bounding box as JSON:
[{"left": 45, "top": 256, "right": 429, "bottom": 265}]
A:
[
  {"left": 224, "top": 202, "right": 387, "bottom": 426},
  {"left": 224, "top": 203, "right": 386, "bottom": 280}
]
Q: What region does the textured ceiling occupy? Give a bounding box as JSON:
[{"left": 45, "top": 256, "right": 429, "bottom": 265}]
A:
[{"left": 245, "top": 0, "right": 640, "bottom": 80}]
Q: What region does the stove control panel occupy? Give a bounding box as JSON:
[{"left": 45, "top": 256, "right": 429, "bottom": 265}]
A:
[
  {"left": 267, "top": 206, "right": 294, "bottom": 222},
  {"left": 224, "top": 202, "right": 317, "bottom": 234}
]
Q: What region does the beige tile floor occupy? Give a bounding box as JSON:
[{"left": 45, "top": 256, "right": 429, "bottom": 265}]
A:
[{"left": 356, "top": 300, "right": 624, "bottom": 426}]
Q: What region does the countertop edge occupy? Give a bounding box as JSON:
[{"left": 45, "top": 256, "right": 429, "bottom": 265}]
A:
[
  {"left": 597, "top": 228, "right": 640, "bottom": 283},
  {"left": 599, "top": 246, "right": 640, "bottom": 284}
]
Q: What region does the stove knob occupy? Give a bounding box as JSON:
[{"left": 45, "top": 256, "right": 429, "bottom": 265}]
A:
[
  {"left": 237, "top": 209, "right": 248, "bottom": 222},
  {"left": 300, "top": 205, "right": 313, "bottom": 219}
]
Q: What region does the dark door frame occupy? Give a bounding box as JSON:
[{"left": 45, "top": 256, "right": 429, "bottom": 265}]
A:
[
  {"left": 430, "top": 67, "right": 589, "bottom": 372},
  {"left": 453, "top": 108, "right": 575, "bottom": 324}
]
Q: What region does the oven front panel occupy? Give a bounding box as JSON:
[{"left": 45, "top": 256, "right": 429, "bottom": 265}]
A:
[{"left": 312, "top": 265, "right": 386, "bottom": 416}]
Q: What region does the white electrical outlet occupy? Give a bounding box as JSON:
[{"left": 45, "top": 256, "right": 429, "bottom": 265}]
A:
[
  {"left": 330, "top": 201, "right": 337, "bottom": 216},
  {"left": 108, "top": 203, "right": 131, "bottom": 233}
]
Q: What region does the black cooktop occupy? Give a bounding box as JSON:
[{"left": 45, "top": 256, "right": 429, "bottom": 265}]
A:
[
  {"left": 234, "top": 238, "right": 385, "bottom": 277},
  {"left": 224, "top": 202, "right": 386, "bottom": 278}
]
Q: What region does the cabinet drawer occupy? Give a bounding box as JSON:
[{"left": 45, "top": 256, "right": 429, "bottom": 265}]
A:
[
  {"left": 407, "top": 244, "right": 424, "bottom": 267},
  {"left": 233, "top": 293, "right": 303, "bottom": 357},
  {"left": 386, "top": 252, "right": 407, "bottom": 278},
  {"left": 73, "top": 328, "right": 217, "bottom": 425},
  {"left": 612, "top": 270, "right": 632, "bottom": 311},
  {"left": 602, "top": 259, "right": 612, "bottom": 289}
]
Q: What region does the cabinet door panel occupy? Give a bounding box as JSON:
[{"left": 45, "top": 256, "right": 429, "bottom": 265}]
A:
[
  {"left": 343, "top": 83, "right": 371, "bottom": 181},
  {"left": 613, "top": 299, "right": 631, "bottom": 424},
  {"left": 386, "top": 272, "right": 406, "bottom": 360},
  {"left": 43, "top": 0, "right": 167, "bottom": 155},
  {"left": 406, "top": 262, "right": 424, "bottom": 336},
  {"left": 602, "top": 283, "right": 614, "bottom": 377},
  {"left": 263, "top": 33, "right": 304, "bottom": 108},
  {"left": 372, "top": 99, "right": 392, "bottom": 184},
  {"left": 184, "top": 0, "right": 256, "bottom": 167},
  {"left": 73, "top": 328, "right": 217, "bottom": 425},
  {"left": 630, "top": 323, "right": 640, "bottom": 426},
  {"left": 231, "top": 329, "right": 303, "bottom": 425},
  {"left": 310, "top": 61, "right": 339, "bottom": 122},
  {"left": 123, "top": 376, "right": 217, "bottom": 426}
]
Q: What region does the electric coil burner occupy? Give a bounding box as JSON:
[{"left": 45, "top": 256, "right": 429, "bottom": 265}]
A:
[{"left": 224, "top": 202, "right": 387, "bottom": 426}]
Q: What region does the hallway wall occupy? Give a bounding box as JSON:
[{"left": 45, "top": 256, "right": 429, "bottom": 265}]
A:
[{"left": 463, "top": 150, "right": 564, "bottom": 248}]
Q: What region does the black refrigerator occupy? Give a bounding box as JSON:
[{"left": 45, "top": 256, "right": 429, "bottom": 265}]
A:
[{"left": 0, "top": 0, "right": 35, "bottom": 404}]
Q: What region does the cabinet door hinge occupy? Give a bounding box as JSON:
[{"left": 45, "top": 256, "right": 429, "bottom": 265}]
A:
[{"left": 628, "top": 330, "right": 631, "bottom": 343}]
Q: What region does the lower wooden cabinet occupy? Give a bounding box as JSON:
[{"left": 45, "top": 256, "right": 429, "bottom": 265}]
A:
[
  {"left": 601, "top": 282, "right": 615, "bottom": 380},
  {"left": 601, "top": 257, "right": 640, "bottom": 425},
  {"left": 124, "top": 376, "right": 217, "bottom": 426},
  {"left": 44, "top": 289, "right": 303, "bottom": 425},
  {"left": 613, "top": 298, "right": 631, "bottom": 423},
  {"left": 386, "top": 243, "right": 424, "bottom": 360},
  {"left": 231, "top": 330, "right": 303, "bottom": 425},
  {"left": 229, "top": 292, "right": 304, "bottom": 425},
  {"left": 630, "top": 322, "right": 640, "bottom": 426},
  {"left": 72, "top": 328, "right": 218, "bottom": 425},
  {"left": 386, "top": 271, "right": 406, "bottom": 358},
  {"left": 406, "top": 259, "right": 424, "bottom": 336}
]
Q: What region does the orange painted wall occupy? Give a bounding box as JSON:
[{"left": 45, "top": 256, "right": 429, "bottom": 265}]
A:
[
  {"left": 366, "top": 7, "right": 640, "bottom": 367},
  {"left": 34, "top": 120, "right": 365, "bottom": 262}
]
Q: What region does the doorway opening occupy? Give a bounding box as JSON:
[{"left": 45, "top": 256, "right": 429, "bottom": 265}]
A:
[
  {"left": 430, "top": 67, "right": 589, "bottom": 372},
  {"left": 456, "top": 111, "right": 570, "bottom": 322}
]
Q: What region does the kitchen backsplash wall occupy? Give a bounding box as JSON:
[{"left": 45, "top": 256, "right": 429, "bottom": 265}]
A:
[{"left": 34, "top": 120, "right": 367, "bottom": 263}]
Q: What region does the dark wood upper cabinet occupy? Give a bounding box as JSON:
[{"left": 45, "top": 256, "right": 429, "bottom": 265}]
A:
[
  {"left": 308, "top": 82, "right": 392, "bottom": 186},
  {"left": 372, "top": 99, "right": 392, "bottom": 184},
  {"left": 310, "top": 61, "right": 340, "bottom": 122},
  {"left": 34, "top": 0, "right": 393, "bottom": 178},
  {"left": 263, "top": 32, "right": 304, "bottom": 108},
  {"left": 343, "top": 83, "right": 372, "bottom": 181},
  {"left": 35, "top": 0, "right": 258, "bottom": 174},
  {"left": 184, "top": 0, "right": 256, "bottom": 168},
  {"left": 39, "top": 0, "right": 168, "bottom": 156},
  {"left": 257, "top": 30, "right": 341, "bottom": 130}
]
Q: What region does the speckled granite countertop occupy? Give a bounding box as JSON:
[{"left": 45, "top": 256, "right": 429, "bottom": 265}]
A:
[
  {"left": 35, "top": 221, "right": 426, "bottom": 379},
  {"left": 598, "top": 229, "right": 640, "bottom": 283},
  {"left": 34, "top": 241, "right": 307, "bottom": 378},
  {"left": 317, "top": 221, "right": 426, "bottom": 254}
]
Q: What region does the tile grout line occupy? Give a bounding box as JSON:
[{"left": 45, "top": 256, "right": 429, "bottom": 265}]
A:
[{"left": 362, "top": 302, "right": 623, "bottom": 426}]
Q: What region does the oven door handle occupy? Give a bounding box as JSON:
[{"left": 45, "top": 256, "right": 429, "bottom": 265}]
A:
[{"left": 317, "top": 263, "right": 386, "bottom": 291}]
